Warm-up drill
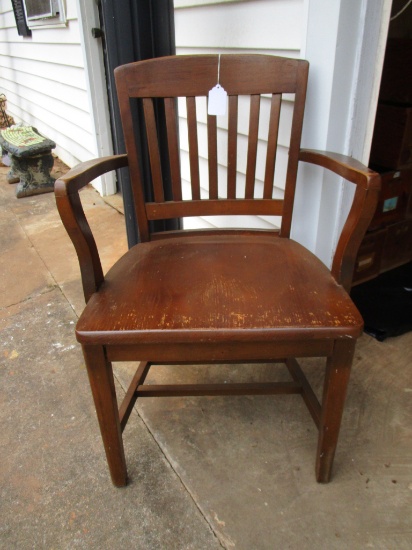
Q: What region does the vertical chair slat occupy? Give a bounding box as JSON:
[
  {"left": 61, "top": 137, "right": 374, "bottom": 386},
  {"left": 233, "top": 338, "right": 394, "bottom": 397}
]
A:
[
  {"left": 164, "top": 97, "right": 182, "bottom": 201},
  {"left": 281, "top": 63, "right": 309, "bottom": 237},
  {"left": 207, "top": 113, "right": 218, "bottom": 199},
  {"left": 263, "top": 94, "right": 282, "bottom": 199},
  {"left": 143, "top": 98, "right": 164, "bottom": 203},
  {"left": 245, "top": 94, "right": 261, "bottom": 199},
  {"left": 186, "top": 97, "right": 201, "bottom": 200},
  {"left": 227, "top": 95, "right": 238, "bottom": 199}
]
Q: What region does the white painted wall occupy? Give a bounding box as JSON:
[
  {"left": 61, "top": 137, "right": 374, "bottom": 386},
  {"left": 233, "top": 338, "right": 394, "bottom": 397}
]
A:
[
  {"left": 174, "top": 0, "right": 390, "bottom": 267},
  {"left": 174, "top": 0, "right": 305, "bottom": 231},
  {"left": 75, "top": 0, "right": 115, "bottom": 195},
  {"left": 0, "top": 0, "right": 113, "bottom": 194},
  {"left": 294, "top": 0, "right": 391, "bottom": 266},
  {"left": 0, "top": 0, "right": 390, "bottom": 237}
]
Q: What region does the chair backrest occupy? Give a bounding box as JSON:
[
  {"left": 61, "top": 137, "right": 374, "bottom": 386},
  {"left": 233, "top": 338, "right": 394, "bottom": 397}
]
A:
[{"left": 115, "top": 54, "right": 309, "bottom": 242}]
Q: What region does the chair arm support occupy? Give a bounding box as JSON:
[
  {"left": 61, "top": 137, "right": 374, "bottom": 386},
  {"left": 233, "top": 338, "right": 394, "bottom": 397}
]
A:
[
  {"left": 55, "top": 154, "right": 128, "bottom": 196},
  {"left": 55, "top": 155, "right": 129, "bottom": 303},
  {"left": 298, "top": 149, "right": 381, "bottom": 291}
]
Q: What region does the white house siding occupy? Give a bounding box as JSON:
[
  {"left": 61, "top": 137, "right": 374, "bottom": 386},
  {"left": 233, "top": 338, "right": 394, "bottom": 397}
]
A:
[
  {"left": 0, "top": 0, "right": 95, "bottom": 169},
  {"left": 174, "top": 0, "right": 305, "bottom": 230}
]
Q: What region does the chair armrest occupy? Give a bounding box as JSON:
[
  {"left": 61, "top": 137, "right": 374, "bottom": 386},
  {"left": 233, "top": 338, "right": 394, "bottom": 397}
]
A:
[
  {"left": 55, "top": 154, "right": 128, "bottom": 196},
  {"left": 55, "top": 155, "right": 128, "bottom": 303},
  {"left": 298, "top": 149, "right": 381, "bottom": 291}
]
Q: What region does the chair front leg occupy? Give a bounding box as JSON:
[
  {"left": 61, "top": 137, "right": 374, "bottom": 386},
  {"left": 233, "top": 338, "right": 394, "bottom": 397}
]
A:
[
  {"left": 82, "top": 345, "right": 127, "bottom": 487},
  {"left": 316, "top": 338, "right": 355, "bottom": 483}
]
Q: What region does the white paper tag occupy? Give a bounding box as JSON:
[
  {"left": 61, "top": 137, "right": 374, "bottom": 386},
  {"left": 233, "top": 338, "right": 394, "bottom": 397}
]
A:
[{"left": 208, "top": 84, "right": 227, "bottom": 116}]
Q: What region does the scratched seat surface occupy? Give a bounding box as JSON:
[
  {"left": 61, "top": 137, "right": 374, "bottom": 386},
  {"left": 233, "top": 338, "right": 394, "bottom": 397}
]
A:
[
  {"left": 56, "top": 54, "right": 380, "bottom": 486},
  {"left": 76, "top": 234, "right": 363, "bottom": 345}
]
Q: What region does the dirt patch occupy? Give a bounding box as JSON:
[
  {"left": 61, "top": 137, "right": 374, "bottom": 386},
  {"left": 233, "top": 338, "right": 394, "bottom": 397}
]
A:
[{"left": 51, "top": 155, "right": 70, "bottom": 179}]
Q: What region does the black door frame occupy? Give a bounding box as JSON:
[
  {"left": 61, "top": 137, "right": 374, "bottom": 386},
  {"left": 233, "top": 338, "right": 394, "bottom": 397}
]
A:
[{"left": 98, "top": 0, "right": 180, "bottom": 247}]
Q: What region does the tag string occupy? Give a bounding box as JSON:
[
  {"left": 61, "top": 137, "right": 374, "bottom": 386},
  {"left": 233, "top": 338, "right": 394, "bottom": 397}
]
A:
[{"left": 217, "top": 54, "right": 221, "bottom": 85}]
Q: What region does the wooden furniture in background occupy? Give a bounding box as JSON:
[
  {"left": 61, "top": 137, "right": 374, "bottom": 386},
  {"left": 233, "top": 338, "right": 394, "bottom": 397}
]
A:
[
  {"left": 55, "top": 55, "right": 380, "bottom": 487},
  {"left": 370, "top": 104, "right": 412, "bottom": 170},
  {"left": 352, "top": 168, "right": 412, "bottom": 285},
  {"left": 353, "top": 38, "right": 412, "bottom": 285}
]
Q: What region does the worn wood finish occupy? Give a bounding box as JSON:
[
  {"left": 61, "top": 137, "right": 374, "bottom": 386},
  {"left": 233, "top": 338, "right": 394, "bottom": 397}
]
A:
[
  {"left": 227, "top": 95, "right": 238, "bottom": 199},
  {"left": 281, "top": 62, "right": 309, "bottom": 238},
  {"left": 264, "top": 94, "right": 282, "bottom": 199},
  {"left": 119, "top": 361, "right": 151, "bottom": 432},
  {"left": 114, "top": 55, "right": 311, "bottom": 237},
  {"left": 164, "top": 98, "right": 182, "bottom": 201},
  {"left": 245, "top": 94, "right": 261, "bottom": 199},
  {"left": 76, "top": 235, "right": 364, "bottom": 344},
  {"left": 207, "top": 112, "right": 218, "bottom": 199},
  {"left": 316, "top": 339, "right": 355, "bottom": 483},
  {"left": 145, "top": 198, "right": 284, "bottom": 220},
  {"left": 105, "top": 339, "right": 335, "bottom": 363},
  {"left": 55, "top": 154, "right": 128, "bottom": 302},
  {"left": 116, "top": 54, "right": 302, "bottom": 98},
  {"left": 82, "top": 345, "right": 127, "bottom": 487},
  {"left": 186, "top": 96, "right": 201, "bottom": 200},
  {"left": 143, "top": 98, "right": 164, "bottom": 203},
  {"left": 149, "top": 227, "right": 280, "bottom": 241},
  {"left": 134, "top": 381, "right": 303, "bottom": 397},
  {"left": 299, "top": 150, "right": 381, "bottom": 291},
  {"left": 55, "top": 55, "right": 381, "bottom": 487},
  {"left": 286, "top": 358, "right": 321, "bottom": 428}
]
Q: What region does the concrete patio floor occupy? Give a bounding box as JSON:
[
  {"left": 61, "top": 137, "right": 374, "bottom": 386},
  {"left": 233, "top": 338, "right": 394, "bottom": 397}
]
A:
[{"left": 1, "top": 160, "right": 411, "bottom": 549}]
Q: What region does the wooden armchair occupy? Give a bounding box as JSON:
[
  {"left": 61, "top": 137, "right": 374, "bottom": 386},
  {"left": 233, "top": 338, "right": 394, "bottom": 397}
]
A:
[{"left": 55, "top": 55, "right": 380, "bottom": 487}]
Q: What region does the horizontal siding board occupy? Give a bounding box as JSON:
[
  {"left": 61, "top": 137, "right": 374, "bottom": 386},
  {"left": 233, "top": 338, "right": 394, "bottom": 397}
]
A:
[
  {"left": 260, "top": 97, "right": 293, "bottom": 149},
  {"left": 0, "top": 18, "right": 81, "bottom": 43},
  {"left": 179, "top": 149, "right": 286, "bottom": 199},
  {"left": 202, "top": 214, "right": 277, "bottom": 230},
  {"left": 0, "top": 0, "right": 98, "bottom": 169},
  {"left": 179, "top": 117, "right": 289, "bottom": 188},
  {"left": 0, "top": 67, "right": 89, "bottom": 111},
  {"left": 0, "top": 55, "right": 87, "bottom": 89},
  {"left": 2, "top": 80, "right": 93, "bottom": 131},
  {"left": 175, "top": 0, "right": 250, "bottom": 6},
  {"left": 8, "top": 117, "right": 94, "bottom": 167},
  {"left": 176, "top": 46, "right": 301, "bottom": 59},
  {"left": 0, "top": 0, "right": 77, "bottom": 24},
  {"left": 177, "top": 95, "right": 293, "bottom": 148},
  {"left": 0, "top": 0, "right": 11, "bottom": 11},
  {"left": 65, "top": 1, "right": 78, "bottom": 20},
  {"left": 179, "top": 147, "right": 209, "bottom": 194},
  {"left": 180, "top": 178, "right": 278, "bottom": 229},
  {"left": 4, "top": 89, "right": 95, "bottom": 152},
  {"left": 9, "top": 103, "right": 95, "bottom": 163},
  {"left": 51, "top": 137, "right": 94, "bottom": 164},
  {"left": 273, "top": 146, "right": 289, "bottom": 190},
  {"left": 0, "top": 7, "right": 19, "bottom": 29},
  {"left": 175, "top": 1, "right": 303, "bottom": 50},
  {"left": 173, "top": 0, "right": 304, "bottom": 230},
  {"left": 0, "top": 42, "right": 84, "bottom": 67},
  {"left": 183, "top": 216, "right": 215, "bottom": 230}
]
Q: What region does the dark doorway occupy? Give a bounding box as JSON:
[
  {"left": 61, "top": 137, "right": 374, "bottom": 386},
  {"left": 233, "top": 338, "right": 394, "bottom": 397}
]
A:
[{"left": 97, "top": 0, "right": 180, "bottom": 247}]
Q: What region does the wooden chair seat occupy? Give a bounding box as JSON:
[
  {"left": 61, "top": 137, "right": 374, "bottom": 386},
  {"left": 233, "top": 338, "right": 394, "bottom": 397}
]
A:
[
  {"left": 76, "top": 234, "right": 363, "bottom": 347},
  {"left": 55, "top": 54, "right": 380, "bottom": 488}
]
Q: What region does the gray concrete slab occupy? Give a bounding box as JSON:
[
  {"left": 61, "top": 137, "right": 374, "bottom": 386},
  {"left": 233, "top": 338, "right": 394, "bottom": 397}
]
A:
[
  {"left": 115, "top": 331, "right": 412, "bottom": 549},
  {"left": 0, "top": 167, "right": 220, "bottom": 549},
  {"left": 0, "top": 190, "right": 55, "bottom": 308},
  {"left": 1, "top": 162, "right": 412, "bottom": 549},
  {"left": 1, "top": 290, "right": 221, "bottom": 549}
]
